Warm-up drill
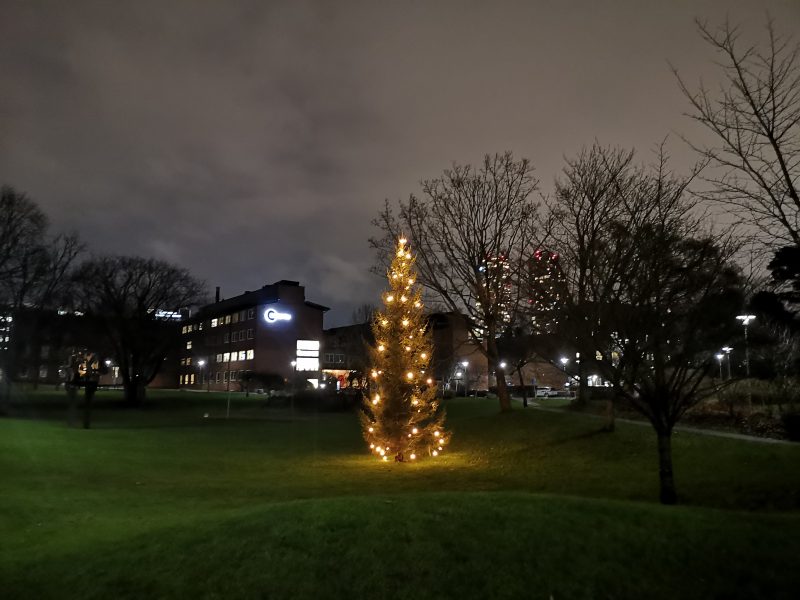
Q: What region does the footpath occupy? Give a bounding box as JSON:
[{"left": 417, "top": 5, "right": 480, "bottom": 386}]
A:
[{"left": 516, "top": 398, "right": 797, "bottom": 446}]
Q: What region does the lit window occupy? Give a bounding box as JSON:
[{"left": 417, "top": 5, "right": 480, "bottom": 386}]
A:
[
  {"left": 39, "top": 366, "right": 48, "bottom": 379},
  {"left": 190, "top": 373, "right": 195, "bottom": 384},
  {"left": 186, "top": 357, "right": 192, "bottom": 366},
  {"left": 232, "top": 313, "right": 239, "bottom": 324},
  {"left": 295, "top": 357, "right": 319, "bottom": 371},
  {"left": 186, "top": 341, "right": 192, "bottom": 350},
  {"left": 223, "top": 352, "right": 230, "bottom": 362},
  {"left": 238, "top": 350, "right": 246, "bottom": 361},
  {"left": 246, "top": 349, "right": 254, "bottom": 360},
  {"left": 211, "top": 318, "right": 218, "bottom": 328},
  {"left": 224, "top": 315, "right": 230, "bottom": 325},
  {"left": 216, "top": 353, "right": 223, "bottom": 363}
]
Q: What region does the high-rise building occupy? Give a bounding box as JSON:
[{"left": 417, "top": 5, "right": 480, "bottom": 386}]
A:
[{"left": 526, "top": 249, "right": 565, "bottom": 333}]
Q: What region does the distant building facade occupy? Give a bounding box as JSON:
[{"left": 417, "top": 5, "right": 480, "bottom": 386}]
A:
[{"left": 177, "top": 281, "right": 329, "bottom": 391}]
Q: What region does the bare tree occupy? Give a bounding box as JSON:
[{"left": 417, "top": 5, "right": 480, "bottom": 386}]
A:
[
  {"left": 0, "top": 186, "right": 83, "bottom": 396},
  {"left": 544, "top": 144, "right": 645, "bottom": 418},
  {"left": 73, "top": 256, "right": 205, "bottom": 405},
  {"left": 371, "top": 152, "right": 539, "bottom": 412},
  {"left": 674, "top": 19, "right": 800, "bottom": 247},
  {"left": 547, "top": 148, "right": 745, "bottom": 504}
]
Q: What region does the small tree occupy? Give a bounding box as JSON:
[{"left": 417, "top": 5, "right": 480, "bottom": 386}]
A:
[{"left": 361, "top": 237, "right": 448, "bottom": 462}]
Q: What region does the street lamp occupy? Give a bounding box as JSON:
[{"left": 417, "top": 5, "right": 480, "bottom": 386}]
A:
[
  {"left": 735, "top": 315, "right": 755, "bottom": 378},
  {"left": 722, "top": 346, "right": 733, "bottom": 380},
  {"left": 461, "top": 360, "right": 469, "bottom": 396},
  {"left": 736, "top": 315, "right": 756, "bottom": 411},
  {"left": 198, "top": 359, "right": 206, "bottom": 391},
  {"left": 715, "top": 353, "right": 724, "bottom": 380},
  {"left": 290, "top": 360, "right": 297, "bottom": 413}
]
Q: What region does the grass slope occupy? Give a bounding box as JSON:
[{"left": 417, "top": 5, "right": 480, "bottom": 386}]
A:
[{"left": 1, "top": 393, "right": 798, "bottom": 598}]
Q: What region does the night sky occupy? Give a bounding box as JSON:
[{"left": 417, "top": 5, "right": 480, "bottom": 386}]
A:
[{"left": 2, "top": 0, "right": 798, "bottom": 326}]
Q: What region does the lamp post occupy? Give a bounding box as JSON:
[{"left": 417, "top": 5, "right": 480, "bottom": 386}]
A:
[
  {"left": 461, "top": 360, "right": 469, "bottom": 396},
  {"left": 735, "top": 315, "right": 755, "bottom": 378},
  {"left": 722, "top": 346, "right": 732, "bottom": 380},
  {"left": 736, "top": 315, "right": 755, "bottom": 411},
  {"left": 715, "top": 353, "right": 724, "bottom": 380},
  {"left": 198, "top": 359, "right": 206, "bottom": 391},
  {"left": 290, "top": 361, "right": 297, "bottom": 413},
  {"left": 559, "top": 357, "right": 569, "bottom": 392}
]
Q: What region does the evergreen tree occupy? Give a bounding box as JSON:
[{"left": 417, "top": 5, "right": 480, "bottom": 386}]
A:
[{"left": 361, "top": 237, "right": 448, "bottom": 462}]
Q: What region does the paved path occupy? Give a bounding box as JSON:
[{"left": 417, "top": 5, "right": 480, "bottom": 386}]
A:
[{"left": 515, "top": 399, "right": 797, "bottom": 446}]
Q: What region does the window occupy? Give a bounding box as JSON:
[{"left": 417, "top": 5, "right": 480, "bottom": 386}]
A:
[
  {"left": 238, "top": 350, "right": 246, "bottom": 361},
  {"left": 247, "top": 329, "right": 254, "bottom": 339},
  {"left": 223, "top": 333, "right": 229, "bottom": 343},
  {"left": 211, "top": 318, "right": 218, "bottom": 328},
  {"left": 186, "top": 341, "right": 192, "bottom": 350},
  {"left": 199, "top": 322, "right": 204, "bottom": 330},
  {"left": 223, "top": 352, "right": 230, "bottom": 362},
  {"left": 223, "top": 371, "right": 228, "bottom": 382},
  {"left": 247, "top": 308, "right": 255, "bottom": 319},
  {"left": 215, "top": 353, "right": 222, "bottom": 363},
  {"left": 230, "top": 370, "right": 238, "bottom": 381},
  {"left": 232, "top": 313, "right": 239, "bottom": 324},
  {"left": 215, "top": 372, "right": 221, "bottom": 382},
  {"left": 190, "top": 373, "right": 195, "bottom": 384},
  {"left": 186, "top": 357, "right": 192, "bottom": 366},
  {"left": 39, "top": 366, "right": 48, "bottom": 379},
  {"left": 182, "top": 326, "right": 187, "bottom": 334},
  {"left": 180, "top": 374, "right": 185, "bottom": 385},
  {"left": 180, "top": 358, "right": 186, "bottom": 366},
  {"left": 224, "top": 315, "right": 230, "bottom": 325},
  {"left": 240, "top": 310, "right": 247, "bottom": 321},
  {"left": 246, "top": 349, "right": 254, "bottom": 360}
]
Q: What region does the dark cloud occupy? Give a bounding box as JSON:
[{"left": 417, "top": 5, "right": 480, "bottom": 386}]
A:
[{"left": 1, "top": 0, "right": 798, "bottom": 325}]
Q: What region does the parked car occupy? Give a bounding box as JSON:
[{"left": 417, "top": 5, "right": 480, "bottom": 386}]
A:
[{"left": 535, "top": 387, "right": 551, "bottom": 397}]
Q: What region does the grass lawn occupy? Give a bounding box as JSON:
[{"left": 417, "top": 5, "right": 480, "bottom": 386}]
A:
[{"left": 1, "top": 390, "right": 798, "bottom": 599}]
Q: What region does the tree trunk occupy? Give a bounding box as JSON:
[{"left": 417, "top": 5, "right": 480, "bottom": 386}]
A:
[
  {"left": 123, "top": 380, "right": 146, "bottom": 406},
  {"left": 82, "top": 382, "right": 97, "bottom": 429},
  {"left": 517, "top": 369, "right": 528, "bottom": 408},
  {"left": 487, "top": 337, "right": 512, "bottom": 412},
  {"left": 603, "top": 395, "right": 616, "bottom": 432},
  {"left": 657, "top": 430, "right": 678, "bottom": 505},
  {"left": 576, "top": 358, "right": 589, "bottom": 407},
  {"left": 496, "top": 374, "right": 512, "bottom": 412}
]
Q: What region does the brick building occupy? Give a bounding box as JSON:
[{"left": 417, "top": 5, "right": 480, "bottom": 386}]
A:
[{"left": 177, "top": 281, "right": 328, "bottom": 391}]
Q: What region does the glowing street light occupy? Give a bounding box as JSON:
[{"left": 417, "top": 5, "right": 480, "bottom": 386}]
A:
[
  {"left": 559, "top": 357, "right": 569, "bottom": 367},
  {"left": 198, "top": 359, "right": 207, "bottom": 391},
  {"left": 735, "top": 315, "right": 756, "bottom": 378},
  {"left": 722, "top": 346, "right": 733, "bottom": 380},
  {"left": 715, "top": 353, "right": 724, "bottom": 379},
  {"left": 461, "top": 360, "right": 469, "bottom": 396}
]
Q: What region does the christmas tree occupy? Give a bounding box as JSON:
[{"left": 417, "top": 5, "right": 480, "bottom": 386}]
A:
[{"left": 361, "top": 237, "right": 449, "bottom": 462}]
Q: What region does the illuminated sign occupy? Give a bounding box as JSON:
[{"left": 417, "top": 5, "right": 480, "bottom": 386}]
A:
[
  {"left": 264, "top": 308, "right": 292, "bottom": 323},
  {"left": 296, "top": 339, "right": 320, "bottom": 371}
]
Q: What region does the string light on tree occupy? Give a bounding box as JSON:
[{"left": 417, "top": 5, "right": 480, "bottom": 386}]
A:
[{"left": 361, "top": 236, "right": 449, "bottom": 462}]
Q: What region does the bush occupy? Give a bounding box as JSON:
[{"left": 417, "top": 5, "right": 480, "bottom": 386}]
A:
[{"left": 782, "top": 412, "right": 800, "bottom": 442}]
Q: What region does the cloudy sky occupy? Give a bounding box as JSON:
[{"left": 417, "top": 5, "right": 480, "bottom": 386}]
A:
[{"left": 1, "top": 0, "right": 798, "bottom": 325}]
